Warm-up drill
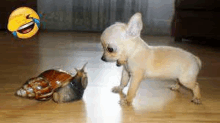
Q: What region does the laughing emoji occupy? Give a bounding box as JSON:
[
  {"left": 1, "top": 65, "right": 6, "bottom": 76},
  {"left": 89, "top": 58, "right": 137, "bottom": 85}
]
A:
[{"left": 7, "top": 7, "right": 40, "bottom": 39}]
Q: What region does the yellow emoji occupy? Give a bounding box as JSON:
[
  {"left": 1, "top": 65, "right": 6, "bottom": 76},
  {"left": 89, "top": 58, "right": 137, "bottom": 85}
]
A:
[{"left": 7, "top": 7, "right": 40, "bottom": 39}]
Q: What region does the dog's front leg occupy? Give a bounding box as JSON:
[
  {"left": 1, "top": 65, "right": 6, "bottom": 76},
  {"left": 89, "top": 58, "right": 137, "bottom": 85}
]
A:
[
  {"left": 112, "top": 67, "right": 130, "bottom": 93},
  {"left": 120, "top": 71, "right": 143, "bottom": 105}
]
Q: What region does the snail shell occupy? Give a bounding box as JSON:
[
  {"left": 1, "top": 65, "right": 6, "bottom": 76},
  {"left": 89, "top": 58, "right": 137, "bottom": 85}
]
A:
[{"left": 16, "top": 69, "right": 73, "bottom": 100}]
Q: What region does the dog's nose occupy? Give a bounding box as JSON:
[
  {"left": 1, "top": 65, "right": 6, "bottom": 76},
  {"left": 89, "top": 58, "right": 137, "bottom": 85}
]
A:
[{"left": 101, "top": 56, "right": 106, "bottom": 61}]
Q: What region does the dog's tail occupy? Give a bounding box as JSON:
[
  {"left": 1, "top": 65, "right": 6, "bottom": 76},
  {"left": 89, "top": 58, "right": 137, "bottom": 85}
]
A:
[{"left": 195, "top": 56, "right": 202, "bottom": 70}]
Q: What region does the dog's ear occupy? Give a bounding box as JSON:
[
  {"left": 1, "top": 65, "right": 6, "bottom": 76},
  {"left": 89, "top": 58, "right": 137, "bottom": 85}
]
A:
[{"left": 126, "top": 13, "right": 143, "bottom": 37}]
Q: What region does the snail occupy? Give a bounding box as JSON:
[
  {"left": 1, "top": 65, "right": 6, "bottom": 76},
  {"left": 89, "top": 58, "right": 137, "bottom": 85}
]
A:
[{"left": 16, "top": 63, "right": 88, "bottom": 103}]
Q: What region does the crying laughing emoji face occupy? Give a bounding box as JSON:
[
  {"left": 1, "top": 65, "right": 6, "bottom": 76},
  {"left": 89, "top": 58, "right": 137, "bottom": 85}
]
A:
[{"left": 7, "top": 7, "right": 40, "bottom": 39}]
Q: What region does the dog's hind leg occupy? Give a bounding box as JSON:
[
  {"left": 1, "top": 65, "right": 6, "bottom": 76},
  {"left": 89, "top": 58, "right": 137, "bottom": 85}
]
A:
[
  {"left": 112, "top": 67, "right": 130, "bottom": 93},
  {"left": 179, "top": 76, "right": 201, "bottom": 104},
  {"left": 191, "top": 82, "right": 201, "bottom": 104}
]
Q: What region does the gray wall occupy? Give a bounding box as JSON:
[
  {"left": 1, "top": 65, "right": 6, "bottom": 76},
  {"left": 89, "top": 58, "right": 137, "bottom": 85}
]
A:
[{"left": 38, "top": 0, "right": 174, "bottom": 35}]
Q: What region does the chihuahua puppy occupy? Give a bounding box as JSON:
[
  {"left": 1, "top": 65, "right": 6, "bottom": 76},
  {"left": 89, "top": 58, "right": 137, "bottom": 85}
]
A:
[{"left": 100, "top": 13, "right": 202, "bottom": 105}]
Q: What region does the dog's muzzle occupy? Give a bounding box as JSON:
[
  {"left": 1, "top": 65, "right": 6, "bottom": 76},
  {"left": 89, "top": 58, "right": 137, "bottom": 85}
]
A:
[{"left": 101, "top": 56, "right": 107, "bottom": 62}]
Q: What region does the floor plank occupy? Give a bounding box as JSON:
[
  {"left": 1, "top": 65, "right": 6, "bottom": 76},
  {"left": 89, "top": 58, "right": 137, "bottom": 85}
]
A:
[{"left": 0, "top": 31, "right": 219, "bottom": 123}]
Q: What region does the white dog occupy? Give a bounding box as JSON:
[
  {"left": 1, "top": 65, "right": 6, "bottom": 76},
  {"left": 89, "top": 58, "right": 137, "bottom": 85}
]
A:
[{"left": 100, "top": 13, "right": 202, "bottom": 105}]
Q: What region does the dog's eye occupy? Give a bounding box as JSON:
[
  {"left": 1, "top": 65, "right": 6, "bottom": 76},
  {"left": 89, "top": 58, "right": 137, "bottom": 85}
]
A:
[{"left": 107, "top": 47, "right": 114, "bottom": 53}]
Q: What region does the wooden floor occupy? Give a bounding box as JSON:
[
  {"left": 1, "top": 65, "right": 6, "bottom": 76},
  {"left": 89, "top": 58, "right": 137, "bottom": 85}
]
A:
[{"left": 0, "top": 31, "right": 220, "bottom": 123}]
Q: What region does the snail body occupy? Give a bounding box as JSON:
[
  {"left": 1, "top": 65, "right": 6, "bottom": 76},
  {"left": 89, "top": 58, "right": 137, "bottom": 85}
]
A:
[
  {"left": 16, "top": 63, "right": 88, "bottom": 103},
  {"left": 53, "top": 63, "right": 88, "bottom": 103}
]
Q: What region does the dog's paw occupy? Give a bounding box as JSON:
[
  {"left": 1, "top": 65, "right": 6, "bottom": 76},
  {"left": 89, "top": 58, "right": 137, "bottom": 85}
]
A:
[
  {"left": 119, "top": 98, "right": 132, "bottom": 106},
  {"left": 170, "top": 84, "right": 180, "bottom": 91},
  {"left": 119, "top": 98, "right": 128, "bottom": 106},
  {"left": 112, "top": 86, "right": 122, "bottom": 93},
  {"left": 191, "top": 98, "right": 201, "bottom": 104}
]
